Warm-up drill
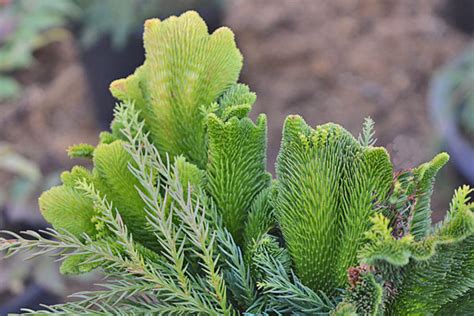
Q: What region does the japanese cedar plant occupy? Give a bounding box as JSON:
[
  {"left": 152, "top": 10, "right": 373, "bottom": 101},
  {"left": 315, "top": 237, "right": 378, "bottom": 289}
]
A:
[{"left": 1, "top": 11, "right": 473, "bottom": 315}]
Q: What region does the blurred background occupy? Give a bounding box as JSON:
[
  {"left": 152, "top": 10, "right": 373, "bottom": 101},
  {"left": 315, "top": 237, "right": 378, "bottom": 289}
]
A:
[{"left": 0, "top": 0, "right": 473, "bottom": 313}]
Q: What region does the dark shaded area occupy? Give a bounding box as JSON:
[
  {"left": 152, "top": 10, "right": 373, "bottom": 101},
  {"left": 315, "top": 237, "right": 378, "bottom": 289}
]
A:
[
  {"left": 441, "top": 0, "right": 474, "bottom": 35},
  {"left": 0, "top": 284, "right": 59, "bottom": 316}
]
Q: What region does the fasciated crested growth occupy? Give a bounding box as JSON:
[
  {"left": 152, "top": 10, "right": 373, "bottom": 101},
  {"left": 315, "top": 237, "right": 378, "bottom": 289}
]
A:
[
  {"left": 274, "top": 115, "right": 392, "bottom": 293},
  {"left": 109, "top": 11, "right": 243, "bottom": 169}
]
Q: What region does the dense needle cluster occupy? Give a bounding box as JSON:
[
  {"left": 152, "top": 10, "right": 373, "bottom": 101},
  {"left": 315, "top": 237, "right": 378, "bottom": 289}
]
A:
[{"left": 1, "top": 11, "right": 473, "bottom": 315}]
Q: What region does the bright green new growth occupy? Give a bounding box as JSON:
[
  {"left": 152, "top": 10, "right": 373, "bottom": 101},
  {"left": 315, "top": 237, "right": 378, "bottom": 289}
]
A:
[
  {"left": 207, "top": 113, "right": 269, "bottom": 244},
  {"left": 274, "top": 116, "right": 392, "bottom": 293},
  {"left": 1, "top": 11, "right": 474, "bottom": 315},
  {"left": 110, "top": 11, "right": 243, "bottom": 168}
]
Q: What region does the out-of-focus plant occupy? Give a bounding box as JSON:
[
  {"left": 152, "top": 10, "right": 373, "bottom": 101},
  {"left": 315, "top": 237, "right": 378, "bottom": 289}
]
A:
[
  {"left": 0, "top": 143, "right": 61, "bottom": 227},
  {"left": 431, "top": 45, "right": 474, "bottom": 184},
  {"left": 0, "top": 143, "right": 41, "bottom": 225},
  {"left": 0, "top": 253, "right": 65, "bottom": 302},
  {"left": 461, "top": 97, "right": 474, "bottom": 137},
  {"left": 458, "top": 85, "right": 474, "bottom": 141},
  {"left": 0, "top": 143, "right": 67, "bottom": 304},
  {"left": 0, "top": 0, "right": 78, "bottom": 101}
]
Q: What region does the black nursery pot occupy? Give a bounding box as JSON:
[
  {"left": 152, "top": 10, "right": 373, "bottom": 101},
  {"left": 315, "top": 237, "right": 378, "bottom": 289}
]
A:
[
  {"left": 0, "top": 283, "right": 59, "bottom": 315},
  {"left": 76, "top": 5, "right": 223, "bottom": 129},
  {"left": 429, "top": 49, "right": 474, "bottom": 185}
]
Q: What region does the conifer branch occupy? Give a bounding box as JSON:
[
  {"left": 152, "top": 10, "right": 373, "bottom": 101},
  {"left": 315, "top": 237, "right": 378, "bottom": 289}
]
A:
[
  {"left": 252, "top": 245, "right": 337, "bottom": 315},
  {"left": 217, "top": 228, "right": 257, "bottom": 309},
  {"left": 119, "top": 104, "right": 234, "bottom": 314}
]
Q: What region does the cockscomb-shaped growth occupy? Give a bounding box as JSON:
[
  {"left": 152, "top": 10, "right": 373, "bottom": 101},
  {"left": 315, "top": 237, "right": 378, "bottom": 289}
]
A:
[
  {"left": 274, "top": 116, "right": 393, "bottom": 294},
  {"left": 1, "top": 11, "right": 473, "bottom": 315},
  {"left": 109, "top": 12, "right": 243, "bottom": 169}
]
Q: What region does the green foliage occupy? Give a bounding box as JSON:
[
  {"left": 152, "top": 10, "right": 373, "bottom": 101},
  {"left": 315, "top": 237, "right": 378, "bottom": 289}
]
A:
[
  {"left": 359, "top": 213, "right": 415, "bottom": 266},
  {"left": 1, "top": 11, "right": 474, "bottom": 315},
  {"left": 358, "top": 116, "right": 376, "bottom": 147},
  {"left": 249, "top": 234, "right": 291, "bottom": 283},
  {"left": 388, "top": 186, "right": 474, "bottom": 315},
  {"left": 0, "top": 0, "right": 77, "bottom": 101},
  {"left": 92, "top": 140, "right": 152, "bottom": 245},
  {"left": 273, "top": 116, "right": 392, "bottom": 294},
  {"left": 243, "top": 187, "right": 276, "bottom": 250},
  {"left": 39, "top": 185, "right": 96, "bottom": 239},
  {"left": 389, "top": 233, "right": 474, "bottom": 315},
  {"left": 207, "top": 113, "right": 269, "bottom": 243},
  {"left": 111, "top": 11, "right": 242, "bottom": 168},
  {"left": 435, "top": 288, "right": 474, "bottom": 315},
  {"left": 67, "top": 143, "right": 95, "bottom": 159},
  {"left": 250, "top": 240, "right": 336, "bottom": 315},
  {"left": 409, "top": 153, "right": 450, "bottom": 240},
  {"left": 331, "top": 302, "right": 358, "bottom": 316},
  {"left": 217, "top": 228, "right": 257, "bottom": 310},
  {"left": 215, "top": 83, "right": 256, "bottom": 120}
]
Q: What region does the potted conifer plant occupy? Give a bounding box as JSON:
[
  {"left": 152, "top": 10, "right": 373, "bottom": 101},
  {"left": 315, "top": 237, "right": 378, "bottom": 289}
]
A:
[{"left": 1, "top": 11, "right": 473, "bottom": 315}]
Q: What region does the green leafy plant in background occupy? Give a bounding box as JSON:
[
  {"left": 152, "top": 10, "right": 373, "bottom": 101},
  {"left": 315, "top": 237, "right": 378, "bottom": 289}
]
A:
[
  {"left": 0, "top": 0, "right": 78, "bottom": 101},
  {"left": 0, "top": 143, "right": 62, "bottom": 228},
  {"left": 1, "top": 11, "right": 473, "bottom": 315},
  {"left": 0, "top": 143, "right": 41, "bottom": 216}
]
